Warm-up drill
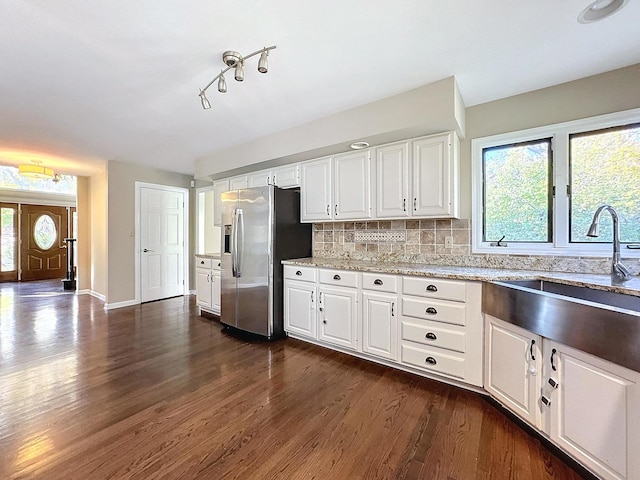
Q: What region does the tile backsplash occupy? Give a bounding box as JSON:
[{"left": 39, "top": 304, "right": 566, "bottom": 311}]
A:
[{"left": 312, "top": 219, "right": 640, "bottom": 275}]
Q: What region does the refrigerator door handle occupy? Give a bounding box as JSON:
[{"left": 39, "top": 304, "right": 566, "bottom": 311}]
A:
[
  {"left": 236, "top": 208, "right": 244, "bottom": 278},
  {"left": 231, "top": 208, "right": 238, "bottom": 277}
]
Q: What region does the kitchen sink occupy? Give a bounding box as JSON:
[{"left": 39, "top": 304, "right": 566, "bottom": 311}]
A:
[
  {"left": 483, "top": 280, "right": 640, "bottom": 372},
  {"left": 500, "top": 279, "right": 640, "bottom": 312}
]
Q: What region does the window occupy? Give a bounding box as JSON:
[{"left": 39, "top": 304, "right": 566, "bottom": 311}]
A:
[{"left": 472, "top": 108, "right": 640, "bottom": 256}]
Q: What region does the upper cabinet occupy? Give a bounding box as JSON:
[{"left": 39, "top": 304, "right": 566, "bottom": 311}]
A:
[
  {"left": 375, "top": 132, "right": 459, "bottom": 220},
  {"left": 301, "top": 151, "right": 372, "bottom": 223},
  {"left": 212, "top": 179, "right": 230, "bottom": 227},
  {"left": 247, "top": 164, "right": 300, "bottom": 189}
]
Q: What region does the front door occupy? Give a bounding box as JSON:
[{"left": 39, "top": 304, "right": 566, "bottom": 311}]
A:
[
  {"left": 140, "top": 185, "right": 186, "bottom": 302},
  {"left": 20, "top": 204, "right": 69, "bottom": 281}
]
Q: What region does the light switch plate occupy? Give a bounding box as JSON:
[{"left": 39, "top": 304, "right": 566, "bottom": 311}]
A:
[{"left": 445, "top": 236, "right": 453, "bottom": 248}]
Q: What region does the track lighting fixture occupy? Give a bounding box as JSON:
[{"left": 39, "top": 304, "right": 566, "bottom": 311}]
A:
[{"left": 198, "top": 45, "right": 276, "bottom": 109}]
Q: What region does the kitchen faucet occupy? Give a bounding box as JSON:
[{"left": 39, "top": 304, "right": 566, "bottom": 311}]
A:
[{"left": 586, "top": 204, "right": 631, "bottom": 283}]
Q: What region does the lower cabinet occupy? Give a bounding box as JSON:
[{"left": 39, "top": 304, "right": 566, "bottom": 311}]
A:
[
  {"left": 362, "top": 291, "right": 398, "bottom": 361},
  {"left": 195, "top": 257, "right": 221, "bottom": 315},
  {"left": 486, "top": 315, "right": 640, "bottom": 480},
  {"left": 318, "top": 285, "right": 358, "bottom": 350},
  {"left": 283, "top": 265, "right": 483, "bottom": 387},
  {"left": 284, "top": 280, "right": 316, "bottom": 338}
]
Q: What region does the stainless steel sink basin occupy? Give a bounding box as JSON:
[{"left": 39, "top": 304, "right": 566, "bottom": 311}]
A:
[
  {"left": 483, "top": 280, "right": 640, "bottom": 372},
  {"left": 500, "top": 279, "right": 640, "bottom": 312}
]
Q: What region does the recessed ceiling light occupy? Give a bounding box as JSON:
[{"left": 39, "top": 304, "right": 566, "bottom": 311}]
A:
[
  {"left": 350, "top": 141, "right": 370, "bottom": 150},
  {"left": 578, "top": 0, "right": 628, "bottom": 23}
]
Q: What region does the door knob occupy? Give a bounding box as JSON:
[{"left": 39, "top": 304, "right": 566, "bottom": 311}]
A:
[{"left": 143, "top": 248, "right": 153, "bottom": 252}]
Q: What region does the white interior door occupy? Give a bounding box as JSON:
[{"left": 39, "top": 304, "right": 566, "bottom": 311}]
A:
[{"left": 140, "top": 186, "right": 185, "bottom": 302}]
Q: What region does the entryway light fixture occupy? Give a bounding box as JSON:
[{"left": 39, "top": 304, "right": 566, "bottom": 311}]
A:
[
  {"left": 198, "top": 45, "right": 276, "bottom": 110},
  {"left": 578, "top": 0, "right": 628, "bottom": 23},
  {"left": 18, "top": 160, "right": 54, "bottom": 179}
]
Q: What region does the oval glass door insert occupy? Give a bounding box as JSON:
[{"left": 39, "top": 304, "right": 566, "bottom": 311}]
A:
[{"left": 34, "top": 214, "right": 57, "bottom": 250}]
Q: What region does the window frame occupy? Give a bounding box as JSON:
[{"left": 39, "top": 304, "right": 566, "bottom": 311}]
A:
[{"left": 472, "top": 107, "right": 640, "bottom": 257}]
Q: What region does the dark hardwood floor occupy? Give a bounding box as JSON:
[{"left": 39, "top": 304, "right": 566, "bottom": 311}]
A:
[{"left": 0, "top": 280, "right": 588, "bottom": 479}]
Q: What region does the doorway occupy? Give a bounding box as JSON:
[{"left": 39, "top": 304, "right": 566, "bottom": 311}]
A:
[{"left": 135, "top": 183, "right": 189, "bottom": 303}]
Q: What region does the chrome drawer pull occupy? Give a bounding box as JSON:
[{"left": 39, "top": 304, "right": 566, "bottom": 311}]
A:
[
  {"left": 426, "top": 284, "right": 438, "bottom": 292},
  {"left": 425, "top": 307, "right": 438, "bottom": 315},
  {"left": 296, "top": 270, "right": 302, "bottom": 276},
  {"left": 425, "top": 332, "right": 437, "bottom": 341},
  {"left": 425, "top": 357, "right": 437, "bottom": 365},
  {"left": 333, "top": 274, "right": 341, "bottom": 280},
  {"left": 373, "top": 279, "right": 383, "bottom": 285}
]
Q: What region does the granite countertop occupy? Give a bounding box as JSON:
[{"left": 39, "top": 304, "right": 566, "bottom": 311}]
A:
[
  {"left": 282, "top": 257, "right": 640, "bottom": 298},
  {"left": 195, "top": 253, "right": 221, "bottom": 259}
]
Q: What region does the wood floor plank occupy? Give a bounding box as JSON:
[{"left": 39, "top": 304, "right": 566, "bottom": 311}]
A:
[{"left": 0, "top": 280, "right": 591, "bottom": 479}]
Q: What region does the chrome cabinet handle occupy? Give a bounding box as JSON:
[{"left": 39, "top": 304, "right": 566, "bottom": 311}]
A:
[
  {"left": 333, "top": 274, "right": 341, "bottom": 281},
  {"left": 425, "top": 307, "right": 437, "bottom": 315},
  {"left": 425, "top": 357, "right": 437, "bottom": 365},
  {"left": 326, "top": 205, "right": 330, "bottom": 216},
  {"left": 425, "top": 332, "right": 437, "bottom": 341},
  {"left": 403, "top": 198, "right": 406, "bottom": 212},
  {"left": 373, "top": 279, "right": 383, "bottom": 285},
  {"left": 426, "top": 284, "right": 438, "bottom": 292},
  {"left": 273, "top": 174, "right": 276, "bottom": 185},
  {"left": 335, "top": 204, "right": 338, "bottom": 216},
  {"left": 551, "top": 348, "right": 558, "bottom": 371},
  {"left": 296, "top": 270, "right": 302, "bottom": 276},
  {"left": 391, "top": 302, "right": 395, "bottom": 317},
  {"left": 413, "top": 198, "right": 417, "bottom": 211},
  {"left": 200, "top": 260, "right": 205, "bottom": 265}
]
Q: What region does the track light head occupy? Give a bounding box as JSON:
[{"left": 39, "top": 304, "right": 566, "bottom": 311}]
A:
[
  {"left": 258, "top": 50, "right": 269, "bottom": 73},
  {"left": 234, "top": 62, "right": 244, "bottom": 82},
  {"left": 199, "top": 90, "right": 211, "bottom": 110},
  {"left": 218, "top": 73, "right": 227, "bottom": 93}
]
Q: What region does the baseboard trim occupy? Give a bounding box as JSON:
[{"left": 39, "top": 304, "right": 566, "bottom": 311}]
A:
[
  {"left": 77, "top": 290, "right": 107, "bottom": 302},
  {"left": 104, "top": 299, "right": 139, "bottom": 310}
]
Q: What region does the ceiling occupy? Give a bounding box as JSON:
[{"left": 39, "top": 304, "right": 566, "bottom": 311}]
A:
[{"left": 1, "top": 0, "right": 639, "bottom": 177}]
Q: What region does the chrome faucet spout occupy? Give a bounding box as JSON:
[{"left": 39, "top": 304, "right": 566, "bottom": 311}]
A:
[{"left": 586, "top": 205, "right": 631, "bottom": 283}]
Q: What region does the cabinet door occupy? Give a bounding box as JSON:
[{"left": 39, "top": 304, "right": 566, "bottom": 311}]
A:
[
  {"left": 273, "top": 164, "right": 300, "bottom": 188},
  {"left": 333, "top": 150, "right": 372, "bottom": 220},
  {"left": 318, "top": 286, "right": 358, "bottom": 350},
  {"left": 543, "top": 340, "right": 640, "bottom": 480},
  {"left": 362, "top": 291, "right": 398, "bottom": 360},
  {"left": 248, "top": 170, "right": 272, "bottom": 188},
  {"left": 300, "top": 157, "right": 332, "bottom": 222},
  {"left": 229, "top": 175, "right": 248, "bottom": 190},
  {"left": 211, "top": 271, "right": 221, "bottom": 313},
  {"left": 213, "top": 179, "right": 230, "bottom": 227},
  {"left": 485, "top": 315, "right": 542, "bottom": 427},
  {"left": 196, "top": 267, "right": 212, "bottom": 309},
  {"left": 284, "top": 280, "right": 316, "bottom": 338},
  {"left": 375, "top": 142, "right": 410, "bottom": 218},
  {"left": 412, "top": 132, "right": 458, "bottom": 217}
]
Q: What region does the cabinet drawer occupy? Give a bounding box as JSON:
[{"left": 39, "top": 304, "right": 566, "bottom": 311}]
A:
[
  {"left": 196, "top": 257, "right": 213, "bottom": 269},
  {"left": 402, "top": 320, "right": 465, "bottom": 353},
  {"left": 402, "top": 297, "right": 466, "bottom": 326},
  {"left": 401, "top": 342, "right": 465, "bottom": 379},
  {"left": 362, "top": 273, "right": 398, "bottom": 293},
  {"left": 403, "top": 277, "right": 466, "bottom": 302},
  {"left": 319, "top": 269, "right": 359, "bottom": 288},
  {"left": 284, "top": 265, "right": 317, "bottom": 283},
  {"left": 211, "top": 259, "right": 221, "bottom": 270}
]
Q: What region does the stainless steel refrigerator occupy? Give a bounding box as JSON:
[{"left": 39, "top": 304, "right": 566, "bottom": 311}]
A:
[{"left": 220, "top": 185, "right": 311, "bottom": 339}]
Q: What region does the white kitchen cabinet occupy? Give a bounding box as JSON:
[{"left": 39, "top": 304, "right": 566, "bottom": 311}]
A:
[
  {"left": 301, "top": 157, "right": 332, "bottom": 221},
  {"left": 195, "top": 256, "right": 221, "bottom": 315},
  {"left": 300, "top": 151, "right": 372, "bottom": 222},
  {"left": 541, "top": 340, "right": 640, "bottom": 480},
  {"left": 212, "top": 179, "right": 230, "bottom": 226},
  {"left": 375, "top": 141, "right": 411, "bottom": 218},
  {"left": 412, "top": 132, "right": 459, "bottom": 218},
  {"left": 247, "top": 165, "right": 301, "bottom": 188},
  {"left": 284, "top": 279, "right": 316, "bottom": 338},
  {"left": 333, "top": 150, "right": 372, "bottom": 220},
  {"left": 229, "top": 175, "right": 248, "bottom": 190},
  {"left": 362, "top": 291, "right": 398, "bottom": 361},
  {"left": 317, "top": 285, "right": 358, "bottom": 351},
  {"left": 485, "top": 315, "right": 542, "bottom": 427}
]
